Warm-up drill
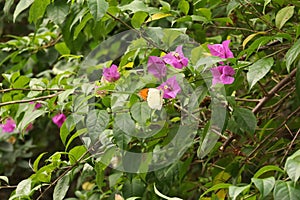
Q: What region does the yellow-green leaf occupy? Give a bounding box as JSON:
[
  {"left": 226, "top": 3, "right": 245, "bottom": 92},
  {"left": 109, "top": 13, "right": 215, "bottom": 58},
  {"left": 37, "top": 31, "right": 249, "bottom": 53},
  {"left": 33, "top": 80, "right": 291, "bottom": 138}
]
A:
[
  {"left": 242, "top": 32, "right": 267, "bottom": 49},
  {"left": 275, "top": 6, "right": 294, "bottom": 29},
  {"left": 145, "top": 13, "right": 172, "bottom": 23}
]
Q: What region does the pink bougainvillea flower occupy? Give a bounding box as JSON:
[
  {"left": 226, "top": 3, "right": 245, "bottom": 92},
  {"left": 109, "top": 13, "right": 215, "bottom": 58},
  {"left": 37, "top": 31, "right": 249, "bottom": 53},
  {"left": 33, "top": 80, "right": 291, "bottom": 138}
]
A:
[
  {"left": 147, "top": 56, "right": 167, "bottom": 79},
  {"left": 158, "top": 76, "right": 181, "bottom": 99},
  {"left": 207, "top": 40, "right": 234, "bottom": 59},
  {"left": 162, "top": 46, "right": 188, "bottom": 69},
  {"left": 210, "top": 65, "right": 235, "bottom": 85},
  {"left": 103, "top": 64, "right": 120, "bottom": 82},
  {"left": 1, "top": 118, "right": 16, "bottom": 133},
  {"left": 29, "top": 101, "right": 42, "bottom": 109},
  {"left": 52, "top": 113, "right": 66, "bottom": 128}
]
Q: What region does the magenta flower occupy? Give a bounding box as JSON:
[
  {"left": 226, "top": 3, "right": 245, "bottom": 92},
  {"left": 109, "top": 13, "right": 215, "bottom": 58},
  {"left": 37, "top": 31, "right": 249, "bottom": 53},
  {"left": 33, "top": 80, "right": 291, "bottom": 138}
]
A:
[
  {"left": 207, "top": 40, "right": 234, "bottom": 59},
  {"left": 103, "top": 64, "right": 120, "bottom": 82},
  {"left": 147, "top": 56, "right": 167, "bottom": 79},
  {"left": 1, "top": 118, "right": 16, "bottom": 133},
  {"left": 162, "top": 46, "right": 188, "bottom": 69},
  {"left": 210, "top": 65, "right": 235, "bottom": 85},
  {"left": 158, "top": 76, "right": 181, "bottom": 99},
  {"left": 29, "top": 101, "right": 42, "bottom": 109},
  {"left": 52, "top": 113, "right": 66, "bottom": 128}
]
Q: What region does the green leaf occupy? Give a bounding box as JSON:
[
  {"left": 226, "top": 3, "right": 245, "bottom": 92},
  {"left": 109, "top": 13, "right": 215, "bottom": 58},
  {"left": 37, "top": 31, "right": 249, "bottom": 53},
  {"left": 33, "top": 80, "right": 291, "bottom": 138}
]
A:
[
  {"left": 229, "top": 185, "right": 250, "bottom": 200},
  {"left": 285, "top": 38, "right": 300, "bottom": 72},
  {"left": 123, "top": 179, "right": 146, "bottom": 199},
  {"left": 200, "top": 183, "right": 232, "bottom": 198},
  {"left": 68, "top": 145, "right": 87, "bottom": 165},
  {"left": 285, "top": 149, "right": 300, "bottom": 183},
  {"left": 247, "top": 57, "right": 274, "bottom": 89},
  {"left": 233, "top": 107, "right": 257, "bottom": 134},
  {"left": 198, "top": 8, "right": 211, "bottom": 20},
  {"left": 13, "top": 0, "right": 34, "bottom": 22},
  {"left": 253, "top": 165, "right": 284, "bottom": 178},
  {"left": 131, "top": 11, "right": 148, "bottom": 28},
  {"left": 296, "top": 62, "right": 300, "bottom": 101},
  {"left": 263, "top": 0, "right": 272, "bottom": 14},
  {"left": 16, "top": 178, "right": 31, "bottom": 195},
  {"left": 119, "top": 0, "right": 157, "bottom": 13},
  {"left": 4, "top": 0, "right": 14, "bottom": 15},
  {"left": 87, "top": 0, "right": 108, "bottom": 21},
  {"left": 33, "top": 152, "right": 48, "bottom": 172},
  {"left": 115, "top": 113, "right": 136, "bottom": 136},
  {"left": 130, "top": 102, "right": 151, "bottom": 124},
  {"left": 86, "top": 110, "right": 109, "bottom": 143},
  {"left": 178, "top": 0, "right": 189, "bottom": 15},
  {"left": 275, "top": 6, "right": 294, "bottom": 29},
  {"left": 273, "top": 181, "right": 300, "bottom": 200},
  {"left": 46, "top": 1, "right": 69, "bottom": 24},
  {"left": 28, "top": 0, "right": 51, "bottom": 24},
  {"left": 65, "top": 128, "right": 87, "bottom": 151},
  {"left": 55, "top": 42, "right": 71, "bottom": 55},
  {"left": 34, "top": 164, "right": 56, "bottom": 183},
  {"left": 0, "top": 176, "right": 9, "bottom": 184},
  {"left": 18, "top": 109, "right": 46, "bottom": 131},
  {"left": 73, "top": 13, "right": 93, "bottom": 40},
  {"left": 53, "top": 172, "right": 71, "bottom": 200},
  {"left": 252, "top": 177, "right": 275, "bottom": 198}
]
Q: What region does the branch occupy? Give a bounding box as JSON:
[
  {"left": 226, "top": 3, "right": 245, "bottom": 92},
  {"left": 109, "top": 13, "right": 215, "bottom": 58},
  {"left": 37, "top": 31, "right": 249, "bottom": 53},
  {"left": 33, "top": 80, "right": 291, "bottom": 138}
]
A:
[
  {"left": 0, "top": 88, "right": 65, "bottom": 93},
  {"left": 0, "top": 91, "right": 64, "bottom": 107},
  {"left": 252, "top": 68, "right": 297, "bottom": 114}
]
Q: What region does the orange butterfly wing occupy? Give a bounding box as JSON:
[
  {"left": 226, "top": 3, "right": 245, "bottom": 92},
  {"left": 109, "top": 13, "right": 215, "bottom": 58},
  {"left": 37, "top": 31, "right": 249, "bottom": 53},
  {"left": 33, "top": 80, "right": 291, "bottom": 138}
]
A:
[{"left": 139, "top": 88, "right": 149, "bottom": 100}]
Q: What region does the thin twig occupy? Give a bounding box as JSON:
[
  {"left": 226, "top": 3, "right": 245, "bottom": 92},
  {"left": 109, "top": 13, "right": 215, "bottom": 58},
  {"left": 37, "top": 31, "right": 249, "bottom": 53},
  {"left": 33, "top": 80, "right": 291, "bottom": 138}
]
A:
[
  {"left": 235, "top": 98, "right": 260, "bottom": 102},
  {"left": 247, "top": 106, "right": 300, "bottom": 160},
  {"left": 0, "top": 88, "right": 65, "bottom": 93},
  {"left": 0, "top": 185, "right": 18, "bottom": 190},
  {"left": 0, "top": 91, "right": 64, "bottom": 107},
  {"left": 280, "top": 128, "right": 300, "bottom": 165},
  {"left": 252, "top": 68, "right": 297, "bottom": 114}
]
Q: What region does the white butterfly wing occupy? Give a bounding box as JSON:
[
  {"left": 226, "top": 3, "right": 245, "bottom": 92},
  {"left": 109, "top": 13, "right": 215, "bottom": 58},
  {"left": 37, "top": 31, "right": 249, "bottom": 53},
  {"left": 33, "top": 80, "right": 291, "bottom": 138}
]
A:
[{"left": 147, "top": 88, "right": 163, "bottom": 110}]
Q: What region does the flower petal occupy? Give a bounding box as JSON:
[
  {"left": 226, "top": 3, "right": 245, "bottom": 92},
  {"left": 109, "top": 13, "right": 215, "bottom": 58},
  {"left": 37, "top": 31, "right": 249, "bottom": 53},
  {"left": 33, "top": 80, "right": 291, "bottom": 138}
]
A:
[{"left": 147, "top": 56, "right": 167, "bottom": 79}]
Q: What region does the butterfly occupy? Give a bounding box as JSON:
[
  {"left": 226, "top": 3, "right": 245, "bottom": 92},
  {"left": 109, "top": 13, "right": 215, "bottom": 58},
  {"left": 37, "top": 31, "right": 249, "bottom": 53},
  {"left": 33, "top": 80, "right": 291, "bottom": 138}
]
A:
[{"left": 139, "top": 88, "right": 163, "bottom": 110}]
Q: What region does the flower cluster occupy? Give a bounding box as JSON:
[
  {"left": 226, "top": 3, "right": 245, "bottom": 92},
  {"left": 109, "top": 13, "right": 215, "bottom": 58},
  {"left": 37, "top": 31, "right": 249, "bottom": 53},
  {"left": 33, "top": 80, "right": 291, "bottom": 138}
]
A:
[
  {"left": 102, "top": 64, "right": 120, "bottom": 83},
  {"left": 147, "top": 45, "right": 188, "bottom": 98},
  {"left": 1, "top": 118, "right": 16, "bottom": 133},
  {"left": 208, "top": 40, "right": 235, "bottom": 85}
]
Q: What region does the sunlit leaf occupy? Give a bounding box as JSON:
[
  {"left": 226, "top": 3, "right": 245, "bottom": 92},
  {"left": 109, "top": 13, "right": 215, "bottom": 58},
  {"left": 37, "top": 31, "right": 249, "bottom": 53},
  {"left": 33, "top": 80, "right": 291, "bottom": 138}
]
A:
[
  {"left": 285, "top": 38, "right": 300, "bottom": 72},
  {"left": 252, "top": 177, "right": 275, "bottom": 198},
  {"left": 275, "top": 6, "right": 294, "bottom": 29},
  {"left": 131, "top": 11, "right": 148, "bottom": 28},
  {"left": 29, "top": 0, "right": 50, "bottom": 24},
  {"left": 284, "top": 149, "right": 300, "bottom": 183},
  {"left": 247, "top": 57, "right": 274, "bottom": 89},
  {"left": 273, "top": 181, "right": 300, "bottom": 200},
  {"left": 87, "top": 0, "right": 108, "bottom": 21},
  {"left": 229, "top": 185, "right": 250, "bottom": 200},
  {"left": 13, "top": 0, "right": 34, "bottom": 22},
  {"left": 145, "top": 13, "right": 172, "bottom": 23},
  {"left": 16, "top": 178, "right": 31, "bottom": 195},
  {"left": 53, "top": 172, "right": 71, "bottom": 200}
]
